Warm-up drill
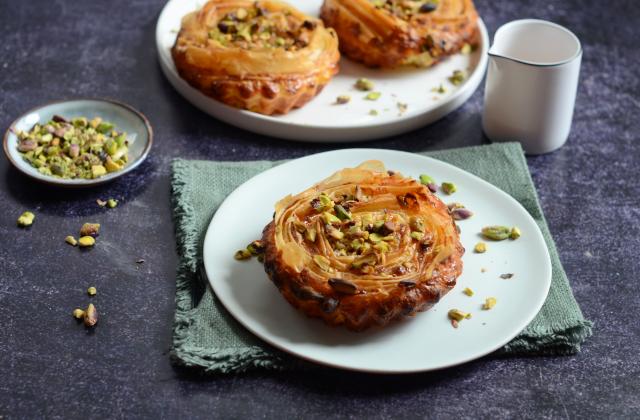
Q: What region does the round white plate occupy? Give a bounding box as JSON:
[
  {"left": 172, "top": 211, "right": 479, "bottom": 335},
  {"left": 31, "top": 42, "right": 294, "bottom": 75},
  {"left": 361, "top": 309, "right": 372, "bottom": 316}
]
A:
[
  {"left": 203, "top": 149, "right": 552, "bottom": 373},
  {"left": 156, "top": 0, "right": 489, "bottom": 142}
]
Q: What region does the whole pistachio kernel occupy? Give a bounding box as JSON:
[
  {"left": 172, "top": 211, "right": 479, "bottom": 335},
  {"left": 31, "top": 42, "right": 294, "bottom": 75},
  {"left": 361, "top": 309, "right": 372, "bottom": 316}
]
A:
[
  {"left": 354, "top": 78, "right": 374, "bottom": 91},
  {"left": 474, "top": 242, "right": 487, "bottom": 253},
  {"left": 510, "top": 226, "right": 521, "bottom": 240},
  {"left": 78, "top": 236, "right": 96, "bottom": 248},
  {"left": 17, "top": 211, "right": 35, "bottom": 227},
  {"left": 463, "top": 287, "right": 474, "bottom": 297},
  {"left": 365, "top": 92, "right": 381, "bottom": 101},
  {"left": 73, "top": 308, "right": 85, "bottom": 319},
  {"left": 84, "top": 303, "right": 98, "bottom": 327},
  {"left": 65, "top": 236, "right": 78, "bottom": 246},
  {"left": 87, "top": 286, "right": 97, "bottom": 296},
  {"left": 481, "top": 226, "right": 511, "bottom": 241},
  {"left": 441, "top": 182, "right": 457, "bottom": 195},
  {"left": 234, "top": 249, "right": 252, "bottom": 260},
  {"left": 483, "top": 297, "right": 497, "bottom": 310}
]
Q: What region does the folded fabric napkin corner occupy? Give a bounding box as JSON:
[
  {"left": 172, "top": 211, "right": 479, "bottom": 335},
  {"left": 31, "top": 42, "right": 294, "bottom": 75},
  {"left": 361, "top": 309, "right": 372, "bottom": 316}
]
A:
[{"left": 170, "top": 142, "right": 592, "bottom": 374}]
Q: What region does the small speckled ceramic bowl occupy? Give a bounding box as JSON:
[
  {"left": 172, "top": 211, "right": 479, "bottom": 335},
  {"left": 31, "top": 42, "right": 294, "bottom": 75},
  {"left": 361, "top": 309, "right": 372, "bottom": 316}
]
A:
[{"left": 3, "top": 98, "right": 152, "bottom": 187}]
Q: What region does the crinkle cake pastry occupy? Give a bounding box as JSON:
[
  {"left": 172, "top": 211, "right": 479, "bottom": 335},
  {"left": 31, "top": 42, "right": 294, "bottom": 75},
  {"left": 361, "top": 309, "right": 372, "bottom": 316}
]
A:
[
  {"left": 261, "top": 161, "right": 465, "bottom": 331},
  {"left": 172, "top": 0, "right": 340, "bottom": 115}
]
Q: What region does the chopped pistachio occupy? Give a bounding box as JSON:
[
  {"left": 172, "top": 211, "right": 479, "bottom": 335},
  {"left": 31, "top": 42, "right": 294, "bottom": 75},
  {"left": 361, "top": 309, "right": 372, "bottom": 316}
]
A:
[
  {"left": 322, "top": 212, "right": 342, "bottom": 225},
  {"left": 441, "top": 182, "right": 457, "bottom": 194},
  {"left": 326, "top": 225, "right": 344, "bottom": 240},
  {"left": 481, "top": 226, "right": 511, "bottom": 241},
  {"left": 368, "top": 109, "right": 379, "bottom": 116},
  {"left": 463, "top": 287, "right": 474, "bottom": 296},
  {"left": 335, "top": 95, "right": 351, "bottom": 105},
  {"left": 91, "top": 165, "right": 107, "bottom": 178},
  {"left": 80, "top": 223, "right": 100, "bottom": 238},
  {"left": 510, "top": 226, "right": 521, "bottom": 240},
  {"left": 16, "top": 116, "right": 129, "bottom": 180},
  {"left": 105, "top": 198, "right": 118, "bottom": 208},
  {"left": 73, "top": 308, "right": 85, "bottom": 319},
  {"left": 246, "top": 240, "right": 265, "bottom": 255},
  {"left": 410, "top": 231, "right": 425, "bottom": 241},
  {"left": 17, "top": 211, "right": 35, "bottom": 227},
  {"left": 368, "top": 232, "right": 383, "bottom": 243},
  {"left": 448, "top": 69, "right": 466, "bottom": 86},
  {"left": 311, "top": 193, "right": 334, "bottom": 212},
  {"left": 354, "top": 78, "right": 374, "bottom": 91},
  {"left": 373, "top": 241, "right": 390, "bottom": 253},
  {"left": 448, "top": 308, "right": 472, "bottom": 322},
  {"left": 461, "top": 43, "right": 472, "bottom": 54},
  {"left": 474, "top": 242, "right": 487, "bottom": 253},
  {"left": 334, "top": 204, "right": 352, "bottom": 221},
  {"left": 419, "top": 174, "right": 435, "bottom": 186},
  {"left": 234, "top": 249, "right": 252, "bottom": 260},
  {"left": 305, "top": 227, "right": 317, "bottom": 243},
  {"left": 483, "top": 297, "right": 497, "bottom": 310},
  {"left": 431, "top": 84, "right": 447, "bottom": 94},
  {"left": 87, "top": 286, "right": 97, "bottom": 296},
  {"left": 65, "top": 236, "right": 78, "bottom": 246},
  {"left": 365, "top": 92, "right": 381, "bottom": 101},
  {"left": 78, "top": 236, "right": 96, "bottom": 248}
]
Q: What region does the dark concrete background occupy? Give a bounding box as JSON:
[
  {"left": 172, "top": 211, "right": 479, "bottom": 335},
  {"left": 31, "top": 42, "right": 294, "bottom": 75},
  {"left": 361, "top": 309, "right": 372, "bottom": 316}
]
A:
[{"left": 1, "top": 0, "right": 638, "bottom": 418}]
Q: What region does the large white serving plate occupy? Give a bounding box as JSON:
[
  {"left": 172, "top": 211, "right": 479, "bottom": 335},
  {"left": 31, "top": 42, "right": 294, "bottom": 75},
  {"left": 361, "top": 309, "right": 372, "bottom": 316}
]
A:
[
  {"left": 156, "top": 0, "right": 489, "bottom": 142},
  {"left": 202, "top": 149, "right": 551, "bottom": 373}
]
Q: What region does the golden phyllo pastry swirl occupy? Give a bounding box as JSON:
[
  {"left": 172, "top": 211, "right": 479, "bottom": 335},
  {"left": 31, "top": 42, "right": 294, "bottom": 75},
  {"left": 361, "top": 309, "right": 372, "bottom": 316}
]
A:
[
  {"left": 320, "top": 0, "right": 479, "bottom": 68},
  {"left": 262, "top": 161, "right": 465, "bottom": 331},
  {"left": 172, "top": 0, "right": 340, "bottom": 115}
]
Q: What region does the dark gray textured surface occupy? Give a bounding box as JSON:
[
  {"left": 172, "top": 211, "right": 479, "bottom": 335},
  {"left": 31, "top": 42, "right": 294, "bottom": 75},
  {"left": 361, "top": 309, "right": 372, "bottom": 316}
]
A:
[{"left": 0, "top": 0, "right": 638, "bottom": 418}]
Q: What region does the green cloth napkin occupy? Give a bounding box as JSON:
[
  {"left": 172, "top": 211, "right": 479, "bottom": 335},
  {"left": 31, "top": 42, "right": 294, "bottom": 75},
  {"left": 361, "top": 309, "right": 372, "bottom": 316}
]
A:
[{"left": 170, "top": 142, "right": 592, "bottom": 374}]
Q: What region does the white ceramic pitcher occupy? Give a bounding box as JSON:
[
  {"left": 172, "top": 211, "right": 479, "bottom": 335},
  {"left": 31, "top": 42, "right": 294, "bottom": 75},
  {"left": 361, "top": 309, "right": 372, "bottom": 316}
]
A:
[{"left": 482, "top": 19, "right": 582, "bottom": 154}]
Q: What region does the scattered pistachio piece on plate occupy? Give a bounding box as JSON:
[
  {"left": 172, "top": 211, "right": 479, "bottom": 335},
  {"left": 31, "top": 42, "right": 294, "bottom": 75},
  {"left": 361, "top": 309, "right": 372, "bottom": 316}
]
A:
[
  {"left": 335, "top": 95, "right": 350, "bottom": 105},
  {"left": 483, "top": 297, "right": 497, "bottom": 310},
  {"left": 474, "top": 242, "right": 487, "bottom": 253},
  {"left": 354, "top": 78, "right": 374, "bottom": 91},
  {"left": 441, "top": 182, "right": 457, "bottom": 195}
]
